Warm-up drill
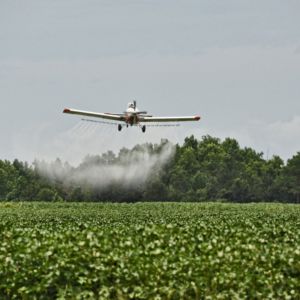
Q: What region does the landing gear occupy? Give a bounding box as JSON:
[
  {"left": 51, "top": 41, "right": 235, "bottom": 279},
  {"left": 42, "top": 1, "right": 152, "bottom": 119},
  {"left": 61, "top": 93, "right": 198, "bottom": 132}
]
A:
[{"left": 118, "top": 123, "right": 146, "bottom": 132}]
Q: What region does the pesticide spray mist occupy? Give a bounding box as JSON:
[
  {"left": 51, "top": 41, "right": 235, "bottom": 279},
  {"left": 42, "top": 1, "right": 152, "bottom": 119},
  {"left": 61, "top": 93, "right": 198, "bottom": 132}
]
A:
[{"left": 34, "top": 121, "right": 177, "bottom": 190}]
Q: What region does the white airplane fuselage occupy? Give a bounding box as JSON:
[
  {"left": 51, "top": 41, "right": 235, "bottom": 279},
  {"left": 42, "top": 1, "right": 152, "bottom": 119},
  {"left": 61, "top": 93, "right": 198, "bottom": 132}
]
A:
[{"left": 124, "top": 103, "right": 141, "bottom": 126}]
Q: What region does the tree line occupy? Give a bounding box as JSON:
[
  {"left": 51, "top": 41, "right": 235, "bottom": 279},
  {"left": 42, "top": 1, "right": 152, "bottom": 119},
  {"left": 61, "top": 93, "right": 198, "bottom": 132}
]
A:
[{"left": 0, "top": 135, "right": 299, "bottom": 203}]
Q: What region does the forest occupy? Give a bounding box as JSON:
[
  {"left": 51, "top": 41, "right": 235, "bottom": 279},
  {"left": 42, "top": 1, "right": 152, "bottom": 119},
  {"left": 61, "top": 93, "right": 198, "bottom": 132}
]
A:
[{"left": 0, "top": 135, "right": 299, "bottom": 203}]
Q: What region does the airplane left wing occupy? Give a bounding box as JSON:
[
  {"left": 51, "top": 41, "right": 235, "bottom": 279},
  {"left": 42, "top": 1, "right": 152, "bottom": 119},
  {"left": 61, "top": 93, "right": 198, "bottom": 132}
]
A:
[
  {"left": 63, "top": 108, "right": 123, "bottom": 121},
  {"left": 140, "top": 116, "right": 201, "bottom": 123}
]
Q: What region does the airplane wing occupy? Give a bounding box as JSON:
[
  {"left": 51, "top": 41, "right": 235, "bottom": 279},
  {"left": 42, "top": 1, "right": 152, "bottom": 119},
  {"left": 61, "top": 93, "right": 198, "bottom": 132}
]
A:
[
  {"left": 63, "top": 108, "right": 124, "bottom": 121},
  {"left": 140, "top": 116, "right": 201, "bottom": 123}
]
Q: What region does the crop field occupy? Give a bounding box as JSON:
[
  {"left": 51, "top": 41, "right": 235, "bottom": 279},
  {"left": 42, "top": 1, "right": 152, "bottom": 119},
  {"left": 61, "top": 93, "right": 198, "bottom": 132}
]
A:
[{"left": 0, "top": 202, "right": 299, "bottom": 299}]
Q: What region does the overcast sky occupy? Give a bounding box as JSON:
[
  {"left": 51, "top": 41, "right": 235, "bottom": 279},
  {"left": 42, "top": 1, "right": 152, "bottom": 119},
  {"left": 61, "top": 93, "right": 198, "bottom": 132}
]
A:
[{"left": 0, "top": 0, "right": 299, "bottom": 164}]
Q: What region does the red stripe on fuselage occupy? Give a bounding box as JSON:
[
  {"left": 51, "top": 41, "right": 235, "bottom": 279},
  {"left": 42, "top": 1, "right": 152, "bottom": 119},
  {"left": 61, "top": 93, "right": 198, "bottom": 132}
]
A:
[{"left": 125, "top": 113, "right": 139, "bottom": 125}]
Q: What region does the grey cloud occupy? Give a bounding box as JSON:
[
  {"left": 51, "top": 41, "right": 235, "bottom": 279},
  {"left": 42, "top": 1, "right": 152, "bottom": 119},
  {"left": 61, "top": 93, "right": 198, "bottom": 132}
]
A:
[
  {"left": 295, "top": 46, "right": 300, "bottom": 54},
  {"left": 0, "top": 0, "right": 299, "bottom": 60}
]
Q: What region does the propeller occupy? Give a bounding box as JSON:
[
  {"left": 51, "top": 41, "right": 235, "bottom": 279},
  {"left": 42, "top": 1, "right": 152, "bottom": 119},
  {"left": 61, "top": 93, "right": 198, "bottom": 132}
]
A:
[{"left": 133, "top": 100, "right": 137, "bottom": 111}]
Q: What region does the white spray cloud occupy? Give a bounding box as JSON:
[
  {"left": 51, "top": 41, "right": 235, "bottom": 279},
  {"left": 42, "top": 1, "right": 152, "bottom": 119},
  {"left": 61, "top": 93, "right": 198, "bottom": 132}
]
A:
[
  {"left": 12, "top": 117, "right": 188, "bottom": 165},
  {"left": 11, "top": 116, "right": 194, "bottom": 190},
  {"left": 35, "top": 141, "right": 175, "bottom": 189}
]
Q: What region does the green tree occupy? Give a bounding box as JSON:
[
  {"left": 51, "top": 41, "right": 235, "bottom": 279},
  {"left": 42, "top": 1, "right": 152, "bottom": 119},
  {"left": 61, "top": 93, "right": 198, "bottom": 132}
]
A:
[
  {"left": 70, "top": 187, "right": 85, "bottom": 202},
  {"left": 36, "top": 188, "right": 56, "bottom": 201},
  {"left": 284, "top": 152, "right": 300, "bottom": 202}
]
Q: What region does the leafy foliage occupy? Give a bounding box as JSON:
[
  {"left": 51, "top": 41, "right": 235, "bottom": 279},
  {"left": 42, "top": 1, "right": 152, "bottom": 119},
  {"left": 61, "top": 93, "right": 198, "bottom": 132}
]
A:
[{"left": 0, "top": 202, "right": 299, "bottom": 299}]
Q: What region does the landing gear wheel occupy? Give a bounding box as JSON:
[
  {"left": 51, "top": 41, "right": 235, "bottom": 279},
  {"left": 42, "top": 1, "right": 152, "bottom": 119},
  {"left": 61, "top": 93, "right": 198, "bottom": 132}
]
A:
[
  {"left": 142, "top": 125, "right": 146, "bottom": 133},
  {"left": 118, "top": 124, "right": 122, "bottom": 132}
]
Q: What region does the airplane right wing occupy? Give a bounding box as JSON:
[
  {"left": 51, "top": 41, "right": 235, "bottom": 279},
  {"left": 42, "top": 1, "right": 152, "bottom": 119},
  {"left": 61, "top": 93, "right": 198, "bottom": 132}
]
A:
[
  {"left": 63, "top": 108, "right": 124, "bottom": 121},
  {"left": 140, "top": 116, "right": 201, "bottom": 123}
]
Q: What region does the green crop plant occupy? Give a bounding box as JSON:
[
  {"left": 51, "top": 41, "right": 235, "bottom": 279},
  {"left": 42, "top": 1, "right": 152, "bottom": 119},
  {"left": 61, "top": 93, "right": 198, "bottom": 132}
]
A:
[{"left": 0, "top": 202, "right": 299, "bottom": 299}]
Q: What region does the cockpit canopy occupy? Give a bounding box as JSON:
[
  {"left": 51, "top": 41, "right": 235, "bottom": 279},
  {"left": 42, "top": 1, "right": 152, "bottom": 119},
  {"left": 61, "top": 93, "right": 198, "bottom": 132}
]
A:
[{"left": 128, "top": 102, "right": 135, "bottom": 109}]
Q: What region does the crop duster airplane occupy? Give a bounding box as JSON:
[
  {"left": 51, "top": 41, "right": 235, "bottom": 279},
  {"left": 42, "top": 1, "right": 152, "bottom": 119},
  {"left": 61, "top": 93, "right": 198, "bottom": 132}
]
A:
[{"left": 63, "top": 101, "right": 201, "bottom": 133}]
